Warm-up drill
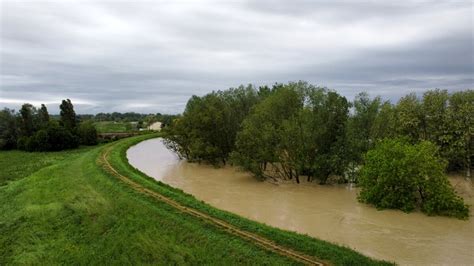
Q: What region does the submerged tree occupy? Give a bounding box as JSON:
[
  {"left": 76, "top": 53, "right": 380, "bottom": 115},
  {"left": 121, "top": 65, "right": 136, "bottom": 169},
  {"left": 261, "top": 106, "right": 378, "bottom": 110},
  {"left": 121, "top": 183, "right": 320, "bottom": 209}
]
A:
[
  {"left": 232, "top": 82, "right": 349, "bottom": 184},
  {"left": 358, "top": 139, "right": 469, "bottom": 219},
  {"left": 232, "top": 83, "right": 304, "bottom": 180},
  {"left": 346, "top": 92, "right": 382, "bottom": 165},
  {"left": 163, "top": 84, "right": 473, "bottom": 185},
  {"left": 163, "top": 85, "right": 261, "bottom": 165},
  {"left": 447, "top": 90, "right": 473, "bottom": 177}
]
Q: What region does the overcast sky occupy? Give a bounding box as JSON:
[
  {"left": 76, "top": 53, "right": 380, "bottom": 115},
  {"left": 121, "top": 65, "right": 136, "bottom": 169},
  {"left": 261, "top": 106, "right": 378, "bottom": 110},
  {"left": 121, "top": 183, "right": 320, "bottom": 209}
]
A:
[{"left": 1, "top": 0, "right": 473, "bottom": 114}]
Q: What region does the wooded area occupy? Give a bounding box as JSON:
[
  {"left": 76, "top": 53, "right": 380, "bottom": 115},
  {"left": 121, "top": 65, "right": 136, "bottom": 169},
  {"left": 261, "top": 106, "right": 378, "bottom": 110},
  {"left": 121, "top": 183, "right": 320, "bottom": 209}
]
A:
[
  {"left": 163, "top": 82, "right": 472, "bottom": 218},
  {"left": 164, "top": 82, "right": 472, "bottom": 179},
  {"left": 0, "top": 100, "right": 97, "bottom": 151}
]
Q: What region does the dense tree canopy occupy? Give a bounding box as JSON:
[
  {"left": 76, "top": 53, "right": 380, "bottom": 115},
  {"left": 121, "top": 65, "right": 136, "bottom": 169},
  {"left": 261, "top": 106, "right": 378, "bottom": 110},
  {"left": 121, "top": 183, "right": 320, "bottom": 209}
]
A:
[
  {"left": 165, "top": 84, "right": 472, "bottom": 181},
  {"left": 358, "top": 139, "right": 468, "bottom": 219},
  {"left": 232, "top": 82, "right": 349, "bottom": 184},
  {"left": 163, "top": 85, "right": 261, "bottom": 165},
  {"left": 0, "top": 109, "right": 19, "bottom": 150},
  {"left": 346, "top": 92, "right": 382, "bottom": 164},
  {"left": 0, "top": 100, "right": 94, "bottom": 151},
  {"left": 162, "top": 83, "right": 471, "bottom": 218},
  {"left": 78, "top": 121, "right": 98, "bottom": 145},
  {"left": 345, "top": 89, "right": 473, "bottom": 178}
]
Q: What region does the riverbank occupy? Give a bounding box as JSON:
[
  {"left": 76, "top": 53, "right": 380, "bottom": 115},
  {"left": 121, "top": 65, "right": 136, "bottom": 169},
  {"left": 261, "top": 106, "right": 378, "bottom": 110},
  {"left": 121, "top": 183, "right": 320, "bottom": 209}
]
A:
[
  {"left": 0, "top": 134, "right": 388, "bottom": 265},
  {"left": 128, "top": 137, "right": 474, "bottom": 265}
]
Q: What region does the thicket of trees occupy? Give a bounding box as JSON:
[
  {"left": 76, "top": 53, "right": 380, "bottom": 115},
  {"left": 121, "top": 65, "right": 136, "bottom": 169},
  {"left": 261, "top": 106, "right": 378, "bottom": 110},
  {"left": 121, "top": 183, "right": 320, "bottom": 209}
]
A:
[
  {"left": 164, "top": 83, "right": 472, "bottom": 179},
  {"left": 231, "top": 82, "right": 349, "bottom": 184},
  {"left": 163, "top": 85, "right": 263, "bottom": 164},
  {"left": 348, "top": 89, "right": 473, "bottom": 178},
  {"left": 163, "top": 82, "right": 472, "bottom": 218},
  {"left": 0, "top": 99, "right": 97, "bottom": 151},
  {"left": 359, "top": 139, "right": 469, "bottom": 219}
]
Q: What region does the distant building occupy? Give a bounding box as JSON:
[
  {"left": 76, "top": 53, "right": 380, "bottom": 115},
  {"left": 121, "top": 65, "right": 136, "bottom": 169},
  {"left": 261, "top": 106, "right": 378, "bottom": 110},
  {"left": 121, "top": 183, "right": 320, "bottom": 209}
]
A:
[{"left": 148, "top": 121, "right": 162, "bottom": 131}]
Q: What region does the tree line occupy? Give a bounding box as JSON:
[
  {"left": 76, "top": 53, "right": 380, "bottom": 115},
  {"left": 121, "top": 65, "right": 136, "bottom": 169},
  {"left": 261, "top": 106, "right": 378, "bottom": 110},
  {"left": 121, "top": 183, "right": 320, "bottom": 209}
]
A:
[
  {"left": 82, "top": 112, "right": 177, "bottom": 128},
  {"left": 0, "top": 99, "right": 97, "bottom": 151},
  {"left": 163, "top": 82, "right": 472, "bottom": 218}
]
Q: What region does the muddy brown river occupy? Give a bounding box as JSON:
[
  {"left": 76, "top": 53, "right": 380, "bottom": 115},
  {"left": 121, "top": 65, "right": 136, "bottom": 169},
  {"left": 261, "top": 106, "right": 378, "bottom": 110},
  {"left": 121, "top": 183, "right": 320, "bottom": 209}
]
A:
[{"left": 127, "top": 138, "right": 474, "bottom": 265}]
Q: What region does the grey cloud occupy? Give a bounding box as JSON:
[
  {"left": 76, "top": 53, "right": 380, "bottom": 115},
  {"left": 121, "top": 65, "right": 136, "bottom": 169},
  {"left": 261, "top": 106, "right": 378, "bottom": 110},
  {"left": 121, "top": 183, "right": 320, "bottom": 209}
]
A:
[{"left": 1, "top": 0, "right": 472, "bottom": 114}]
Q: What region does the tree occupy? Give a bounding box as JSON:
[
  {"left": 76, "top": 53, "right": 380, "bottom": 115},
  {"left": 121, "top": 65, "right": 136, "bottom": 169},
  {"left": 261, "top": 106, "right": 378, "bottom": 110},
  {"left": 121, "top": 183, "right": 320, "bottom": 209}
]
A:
[
  {"left": 78, "top": 121, "right": 98, "bottom": 145},
  {"left": 358, "top": 139, "right": 468, "bottom": 219},
  {"left": 0, "top": 108, "right": 19, "bottom": 149},
  {"left": 1, "top": 101, "right": 98, "bottom": 151},
  {"left": 163, "top": 85, "right": 260, "bottom": 165},
  {"left": 60, "top": 99, "right": 77, "bottom": 131},
  {"left": 371, "top": 101, "right": 397, "bottom": 140},
  {"left": 346, "top": 92, "right": 382, "bottom": 165},
  {"left": 19, "top": 103, "right": 36, "bottom": 136},
  {"left": 38, "top": 104, "right": 50, "bottom": 127},
  {"left": 311, "top": 91, "right": 350, "bottom": 183},
  {"left": 232, "top": 82, "right": 349, "bottom": 184},
  {"left": 447, "top": 90, "right": 473, "bottom": 177},
  {"left": 395, "top": 93, "right": 423, "bottom": 143},
  {"left": 232, "top": 83, "right": 304, "bottom": 180},
  {"left": 29, "top": 129, "right": 51, "bottom": 151},
  {"left": 45, "top": 121, "right": 79, "bottom": 151},
  {"left": 420, "top": 89, "right": 451, "bottom": 159}
]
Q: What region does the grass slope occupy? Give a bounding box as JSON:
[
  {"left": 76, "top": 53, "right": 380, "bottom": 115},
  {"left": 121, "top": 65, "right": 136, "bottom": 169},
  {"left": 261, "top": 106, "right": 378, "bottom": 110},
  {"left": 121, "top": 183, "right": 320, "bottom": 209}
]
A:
[
  {"left": 0, "top": 146, "right": 96, "bottom": 186},
  {"left": 0, "top": 134, "right": 392, "bottom": 265}
]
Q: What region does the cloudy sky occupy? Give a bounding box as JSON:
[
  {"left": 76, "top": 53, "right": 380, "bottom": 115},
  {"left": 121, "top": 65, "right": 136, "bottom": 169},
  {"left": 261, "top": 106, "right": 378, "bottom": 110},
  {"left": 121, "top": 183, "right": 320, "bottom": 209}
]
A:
[{"left": 1, "top": 0, "right": 472, "bottom": 114}]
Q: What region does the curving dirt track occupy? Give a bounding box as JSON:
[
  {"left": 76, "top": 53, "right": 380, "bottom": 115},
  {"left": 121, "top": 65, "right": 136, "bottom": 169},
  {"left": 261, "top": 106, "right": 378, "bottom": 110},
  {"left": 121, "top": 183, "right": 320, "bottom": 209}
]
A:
[{"left": 99, "top": 145, "right": 327, "bottom": 266}]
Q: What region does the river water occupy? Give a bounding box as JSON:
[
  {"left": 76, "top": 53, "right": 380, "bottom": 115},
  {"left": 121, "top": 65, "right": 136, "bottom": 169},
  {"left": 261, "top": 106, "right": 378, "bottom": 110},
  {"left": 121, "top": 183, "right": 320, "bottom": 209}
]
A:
[{"left": 127, "top": 138, "right": 474, "bottom": 265}]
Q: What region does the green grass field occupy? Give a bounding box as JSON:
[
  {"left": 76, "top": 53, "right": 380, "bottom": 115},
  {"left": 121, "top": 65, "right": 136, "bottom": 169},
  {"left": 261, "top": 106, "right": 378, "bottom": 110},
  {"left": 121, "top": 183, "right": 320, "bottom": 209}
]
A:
[
  {"left": 94, "top": 121, "right": 134, "bottom": 133},
  {"left": 0, "top": 147, "right": 96, "bottom": 186},
  {"left": 0, "top": 134, "right": 392, "bottom": 265}
]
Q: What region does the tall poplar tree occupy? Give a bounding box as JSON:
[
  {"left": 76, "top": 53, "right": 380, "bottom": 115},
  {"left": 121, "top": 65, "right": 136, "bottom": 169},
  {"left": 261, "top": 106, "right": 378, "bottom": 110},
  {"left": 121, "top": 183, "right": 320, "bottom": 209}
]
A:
[{"left": 60, "top": 99, "right": 77, "bottom": 131}]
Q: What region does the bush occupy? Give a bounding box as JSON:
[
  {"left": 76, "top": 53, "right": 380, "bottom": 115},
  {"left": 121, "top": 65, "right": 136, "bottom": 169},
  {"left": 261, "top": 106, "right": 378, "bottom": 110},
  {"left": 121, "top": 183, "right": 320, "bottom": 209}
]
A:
[
  {"left": 46, "top": 122, "right": 79, "bottom": 151},
  {"left": 16, "top": 136, "right": 31, "bottom": 151},
  {"left": 15, "top": 122, "right": 79, "bottom": 151},
  {"left": 358, "top": 139, "right": 469, "bottom": 219},
  {"left": 29, "top": 129, "right": 51, "bottom": 151},
  {"left": 78, "top": 121, "right": 98, "bottom": 145},
  {"left": 422, "top": 177, "right": 469, "bottom": 218}
]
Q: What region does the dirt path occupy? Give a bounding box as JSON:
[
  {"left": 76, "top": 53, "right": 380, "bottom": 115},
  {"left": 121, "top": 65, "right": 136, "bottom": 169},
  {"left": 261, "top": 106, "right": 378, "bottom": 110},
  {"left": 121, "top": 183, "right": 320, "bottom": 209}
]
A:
[{"left": 99, "top": 145, "right": 327, "bottom": 266}]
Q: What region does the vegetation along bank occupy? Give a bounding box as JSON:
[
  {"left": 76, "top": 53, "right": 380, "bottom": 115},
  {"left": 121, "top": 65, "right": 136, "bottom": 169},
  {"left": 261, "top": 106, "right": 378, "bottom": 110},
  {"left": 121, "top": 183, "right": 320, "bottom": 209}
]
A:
[
  {"left": 163, "top": 82, "right": 472, "bottom": 218},
  {"left": 0, "top": 134, "right": 391, "bottom": 265}
]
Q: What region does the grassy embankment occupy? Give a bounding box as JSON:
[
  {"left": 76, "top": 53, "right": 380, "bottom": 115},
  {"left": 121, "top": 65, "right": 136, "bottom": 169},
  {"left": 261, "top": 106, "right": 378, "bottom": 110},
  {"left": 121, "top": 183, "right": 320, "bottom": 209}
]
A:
[{"left": 0, "top": 134, "right": 392, "bottom": 265}]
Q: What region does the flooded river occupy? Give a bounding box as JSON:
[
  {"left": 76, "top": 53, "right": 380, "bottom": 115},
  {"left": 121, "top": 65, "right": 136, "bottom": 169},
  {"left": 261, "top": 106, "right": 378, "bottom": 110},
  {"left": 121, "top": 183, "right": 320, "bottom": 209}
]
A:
[{"left": 127, "top": 138, "right": 474, "bottom": 265}]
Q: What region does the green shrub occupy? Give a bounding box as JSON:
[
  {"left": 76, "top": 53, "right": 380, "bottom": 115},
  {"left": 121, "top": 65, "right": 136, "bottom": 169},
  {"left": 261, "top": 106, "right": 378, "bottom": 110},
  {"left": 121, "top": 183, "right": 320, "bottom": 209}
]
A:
[
  {"left": 358, "top": 139, "right": 469, "bottom": 219},
  {"left": 78, "top": 121, "right": 98, "bottom": 145},
  {"left": 422, "top": 177, "right": 469, "bottom": 218},
  {"left": 46, "top": 122, "right": 79, "bottom": 151},
  {"left": 16, "top": 136, "right": 31, "bottom": 151},
  {"left": 29, "top": 129, "right": 51, "bottom": 151}
]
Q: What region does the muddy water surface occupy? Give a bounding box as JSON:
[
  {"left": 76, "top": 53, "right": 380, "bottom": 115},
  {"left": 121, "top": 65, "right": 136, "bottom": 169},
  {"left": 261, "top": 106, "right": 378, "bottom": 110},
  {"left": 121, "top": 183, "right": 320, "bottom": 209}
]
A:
[{"left": 127, "top": 138, "right": 474, "bottom": 265}]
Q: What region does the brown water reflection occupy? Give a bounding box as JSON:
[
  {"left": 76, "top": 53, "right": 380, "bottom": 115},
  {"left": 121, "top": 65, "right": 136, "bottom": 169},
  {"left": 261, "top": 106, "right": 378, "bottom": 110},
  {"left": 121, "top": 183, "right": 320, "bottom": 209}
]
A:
[{"left": 127, "top": 138, "right": 474, "bottom": 265}]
